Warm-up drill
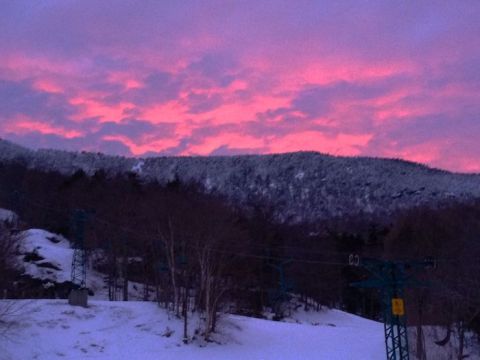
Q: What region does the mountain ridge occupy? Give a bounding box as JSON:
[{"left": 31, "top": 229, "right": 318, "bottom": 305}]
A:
[{"left": 1, "top": 138, "right": 479, "bottom": 222}]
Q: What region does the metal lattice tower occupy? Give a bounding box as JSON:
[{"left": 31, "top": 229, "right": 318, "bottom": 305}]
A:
[
  {"left": 349, "top": 256, "right": 435, "bottom": 360},
  {"left": 71, "top": 209, "right": 88, "bottom": 288},
  {"left": 267, "top": 258, "right": 294, "bottom": 317}
]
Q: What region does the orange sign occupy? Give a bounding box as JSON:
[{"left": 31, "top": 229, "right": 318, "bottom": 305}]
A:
[{"left": 392, "top": 298, "right": 405, "bottom": 316}]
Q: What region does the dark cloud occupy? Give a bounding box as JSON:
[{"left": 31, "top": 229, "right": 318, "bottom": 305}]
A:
[
  {"left": 95, "top": 120, "right": 174, "bottom": 139},
  {"left": 1, "top": 1, "right": 479, "bottom": 64},
  {"left": 127, "top": 72, "right": 183, "bottom": 106},
  {"left": 187, "top": 53, "right": 237, "bottom": 87},
  {"left": 291, "top": 79, "right": 404, "bottom": 118},
  {"left": 185, "top": 92, "right": 224, "bottom": 114},
  {"left": 0, "top": 79, "right": 76, "bottom": 121},
  {"left": 0, "top": 1, "right": 200, "bottom": 58},
  {"left": 371, "top": 114, "right": 480, "bottom": 150},
  {"left": 86, "top": 81, "right": 125, "bottom": 96},
  {"left": 4, "top": 129, "right": 133, "bottom": 157},
  {"left": 145, "top": 137, "right": 192, "bottom": 157},
  {"left": 209, "top": 145, "right": 263, "bottom": 156}
]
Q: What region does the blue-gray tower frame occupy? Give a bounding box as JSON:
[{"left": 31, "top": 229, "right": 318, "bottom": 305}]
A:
[
  {"left": 71, "top": 209, "right": 88, "bottom": 288},
  {"left": 350, "top": 256, "right": 434, "bottom": 360}
]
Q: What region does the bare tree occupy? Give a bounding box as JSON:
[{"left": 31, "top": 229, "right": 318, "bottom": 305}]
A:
[
  {"left": 386, "top": 202, "right": 480, "bottom": 359},
  {"left": 0, "top": 221, "right": 23, "bottom": 336},
  {"left": 188, "top": 196, "right": 245, "bottom": 340},
  {"left": 0, "top": 222, "right": 21, "bottom": 297}
]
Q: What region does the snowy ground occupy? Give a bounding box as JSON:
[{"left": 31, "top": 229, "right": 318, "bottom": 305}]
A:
[
  {"left": 0, "top": 300, "right": 385, "bottom": 360},
  {"left": 3, "top": 211, "right": 477, "bottom": 359},
  {"left": 3, "top": 225, "right": 386, "bottom": 359}
]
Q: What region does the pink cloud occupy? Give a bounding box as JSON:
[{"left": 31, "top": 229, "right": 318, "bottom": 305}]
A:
[
  {"left": 187, "top": 133, "right": 265, "bottom": 156},
  {"left": 69, "top": 97, "right": 134, "bottom": 124},
  {"left": 101, "top": 135, "right": 179, "bottom": 156},
  {"left": 2, "top": 115, "right": 82, "bottom": 139},
  {"left": 269, "top": 131, "right": 373, "bottom": 157}
]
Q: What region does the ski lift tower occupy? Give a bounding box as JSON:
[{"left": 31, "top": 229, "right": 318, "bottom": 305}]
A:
[
  {"left": 348, "top": 255, "right": 435, "bottom": 360},
  {"left": 69, "top": 209, "right": 89, "bottom": 307}
]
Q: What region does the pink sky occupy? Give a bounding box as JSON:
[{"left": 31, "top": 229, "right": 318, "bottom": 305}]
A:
[{"left": 0, "top": 1, "right": 479, "bottom": 172}]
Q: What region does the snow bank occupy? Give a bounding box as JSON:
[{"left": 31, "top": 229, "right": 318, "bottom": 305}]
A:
[{"left": 19, "top": 229, "right": 73, "bottom": 283}]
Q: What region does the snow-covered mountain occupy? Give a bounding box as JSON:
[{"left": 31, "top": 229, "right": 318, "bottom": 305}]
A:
[{"left": 1, "top": 138, "right": 480, "bottom": 222}]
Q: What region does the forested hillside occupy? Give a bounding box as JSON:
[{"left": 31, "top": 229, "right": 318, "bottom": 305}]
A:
[
  {"left": 2, "top": 138, "right": 480, "bottom": 223},
  {"left": 1, "top": 158, "right": 479, "bottom": 358}
]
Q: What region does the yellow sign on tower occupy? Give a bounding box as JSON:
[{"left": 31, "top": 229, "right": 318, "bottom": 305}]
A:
[{"left": 391, "top": 298, "right": 405, "bottom": 316}]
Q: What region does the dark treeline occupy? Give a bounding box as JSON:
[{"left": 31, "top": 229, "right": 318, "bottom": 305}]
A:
[
  {"left": 0, "top": 160, "right": 479, "bottom": 353},
  {"left": 0, "top": 161, "right": 351, "bottom": 340}
]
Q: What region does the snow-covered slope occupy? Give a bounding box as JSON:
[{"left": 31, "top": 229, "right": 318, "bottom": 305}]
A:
[
  {"left": 15, "top": 228, "right": 149, "bottom": 300},
  {"left": 16, "top": 229, "right": 109, "bottom": 297},
  {"left": 0, "top": 299, "right": 385, "bottom": 360},
  {"left": 19, "top": 229, "right": 74, "bottom": 284},
  {"left": 2, "top": 138, "right": 480, "bottom": 222}
]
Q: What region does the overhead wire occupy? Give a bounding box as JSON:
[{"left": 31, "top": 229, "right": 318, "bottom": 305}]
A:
[{"left": 0, "top": 188, "right": 358, "bottom": 267}]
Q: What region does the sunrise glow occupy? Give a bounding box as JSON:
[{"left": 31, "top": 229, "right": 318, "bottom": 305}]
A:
[{"left": 0, "top": 1, "right": 479, "bottom": 172}]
